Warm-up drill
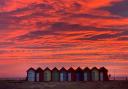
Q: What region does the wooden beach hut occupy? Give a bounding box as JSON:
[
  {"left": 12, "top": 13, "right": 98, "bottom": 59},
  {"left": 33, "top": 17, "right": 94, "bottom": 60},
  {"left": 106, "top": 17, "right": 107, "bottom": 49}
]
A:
[
  {"left": 52, "top": 67, "right": 60, "bottom": 81},
  {"left": 91, "top": 67, "right": 99, "bottom": 81},
  {"left": 27, "top": 67, "right": 36, "bottom": 82},
  {"left": 35, "top": 67, "right": 43, "bottom": 82},
  {"left": 83, "top": 67, "right": 91, "bottom": 81},
  {"left": 43, "top": 67, "right": 51, "bottom": 82},
  {"left": 68, "top": 67, "right": 76, "bottom": 81},
  {"left": 99, "top": 67, "right": 109, "bottom": 81},
  {"left": 60, "top": 67, "right": 68, "bottom": 81},
  {"left": 76, "top": 67, "right": 84, "bottom": 81}
]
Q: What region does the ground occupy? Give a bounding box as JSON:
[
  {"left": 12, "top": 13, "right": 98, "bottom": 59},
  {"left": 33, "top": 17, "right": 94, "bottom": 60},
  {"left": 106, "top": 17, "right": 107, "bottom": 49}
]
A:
[{"left": 0, "top": 80, "right": 128, "bottom": 89}]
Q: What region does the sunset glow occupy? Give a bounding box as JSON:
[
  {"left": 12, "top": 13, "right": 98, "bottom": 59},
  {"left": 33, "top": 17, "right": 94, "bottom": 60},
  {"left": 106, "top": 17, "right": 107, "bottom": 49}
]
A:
[{"left": 0, "top": 0, "right": 128, "bottom": 78}]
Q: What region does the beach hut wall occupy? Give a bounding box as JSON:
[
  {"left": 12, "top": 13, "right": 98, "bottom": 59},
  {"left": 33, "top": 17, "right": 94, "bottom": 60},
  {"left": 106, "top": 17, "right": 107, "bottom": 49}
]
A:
[
  {"left": 99, "top": 67, "right": 109, "bottom": 81},
  {"left": 83, "top": 67, "right": 91, "bottom": 81},
  {"left": 43, "top": 67, "right": 51, "bottom": 82},
  {"left": 52, "top": 67, "right": 60, "bottom": 81},
  {"left": 91, "top": 67, "right": 99, "bottom": 81},
  {"left": 68, "top": 67, "right": 76, "bottom": 81},
  {"left": 75, "top": 67, "right": 84, "bottom": 81},
  {"left": 27, "top": 67, "right": 36, "bottom": 82},
  {"left": 36, "top": 67, "right": 43, "bottom": 82},
  {"left": 60, "top": 67, "right": 68, "bottom": 81}
]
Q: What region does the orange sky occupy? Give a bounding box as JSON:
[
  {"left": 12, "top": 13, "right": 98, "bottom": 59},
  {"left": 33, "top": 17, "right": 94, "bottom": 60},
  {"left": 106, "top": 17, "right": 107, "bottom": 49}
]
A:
[{"left": 0, "top": 0, "right": 128, "bottom": 78}]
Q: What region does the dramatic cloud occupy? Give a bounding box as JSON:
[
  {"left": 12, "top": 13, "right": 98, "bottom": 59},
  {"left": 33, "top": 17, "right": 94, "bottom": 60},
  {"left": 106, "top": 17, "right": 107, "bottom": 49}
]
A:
[
  {"left": 98, "top": 0, "right": 128, "bottom": 17},
  {"left": 0, "top": 0, "right": 128, "bottom": 78}
]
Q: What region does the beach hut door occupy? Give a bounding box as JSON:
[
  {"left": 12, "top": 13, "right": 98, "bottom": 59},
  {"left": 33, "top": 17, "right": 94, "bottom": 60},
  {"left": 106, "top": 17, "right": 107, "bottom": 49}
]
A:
[
  {"left": 100, "top": 72, "right": 104, "bottom": 81},
  {"left": 92, "top": 71, "right": 95, "bottom": 81},
  {"left": 60, "top": 73, "right": 63, "bottom": 81},
  {"left": 28, "top": 71, "right": 35, "bottom": 81},
  {"left": 84, "top": 72, "right": 87, "bottom": 81},
  {"left": 68, "top": 73, "right": 71, "bottom": 81},
  {"left": 36, "top": 73, "right": 39, "bottom": 81}
]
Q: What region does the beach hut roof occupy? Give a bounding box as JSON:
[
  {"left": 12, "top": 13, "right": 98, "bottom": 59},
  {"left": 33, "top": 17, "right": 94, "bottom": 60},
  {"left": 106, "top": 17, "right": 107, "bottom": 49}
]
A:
[
  {"left": 83, "top": 67, "right": 90, "bottom": 71},
  {"left": 27, "top": 67, "right": 35, "bottom": 72},
  {"left": 52, "top": 67, "right": 59, "bottom": 71},
  {"left": 99, "top": 67, "right": 108, "bottom": 72},
  {"left": 68, "top": 67, "right": 75, "bottom": 72},
  {"left": 60, "top": 67, "right": 67, "bottom": 72},
  {"left": 44, "top": 67, "right": 51, "bottom": 71},
  {"left": 36, "top": 67, "right": 43, "bottom": 72},
  {"left": 76, "top": 67, "right": 82, "bottom": 72},
  {"left": 91, "top": 67, "right": 98, "bottom": 70}
]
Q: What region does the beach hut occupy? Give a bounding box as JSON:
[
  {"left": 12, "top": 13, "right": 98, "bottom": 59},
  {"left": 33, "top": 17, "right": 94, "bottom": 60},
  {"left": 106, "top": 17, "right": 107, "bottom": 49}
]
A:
[
  {"left": 68, "top": 67, "right": 76, "bottom": 81},
  {"left": 36, "top": 67, "right": 43, "bottom": 82},
  {"left": 76, "top": 67, "right": 84, "bottom": 81},
  {"left": 91, "top": 67, "right": 99, "bottom": 81},
  {"left": 83, "top": 67, "right": 91, "bottom": 81},
  {"left": 60, "top": 67, "right": 68, "bottom": 81},
  {"left": 99, "top": 67, "right": 109, "bottom": 81},
  {"left": 43, "top": 67, "right": 51, "bottom": 82},
  {"left": 27, "top": 67, "right": 36, "bottom": 81},
  {"left": 52, "top": 67, "right": 60, "bottom": 81}
]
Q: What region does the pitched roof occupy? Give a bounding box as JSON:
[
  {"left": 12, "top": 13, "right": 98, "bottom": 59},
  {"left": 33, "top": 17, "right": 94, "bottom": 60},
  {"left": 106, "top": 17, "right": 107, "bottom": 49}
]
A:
[
  {"left": 99, "top": 67, "right": 108, "bottom": 72},
  {"left": 68, "top": 67, "right": 75, "bottom": 72},
  {"left": 91, "top": 67, "right": 98, "bottom": 71},
  {"left": 52, "top": 67, "right": 59, "bottom": 71},
  {"left": 76, "top": 67, "right": 83, "bottom": 72},
  {"left": 27, "top": 67, "right": 35, "bottom": 72},
  {"left": 83, "top": 67, "right": 90, "bottom": 71},
  {"left": 60, "top": 67, "right": 67, "bottom": 72},
  {"left": 36, "top": 67, "right": 43, "bottom": 72},
  {"left": 44, "top": 67, "right": 51, "bottom": 71}
]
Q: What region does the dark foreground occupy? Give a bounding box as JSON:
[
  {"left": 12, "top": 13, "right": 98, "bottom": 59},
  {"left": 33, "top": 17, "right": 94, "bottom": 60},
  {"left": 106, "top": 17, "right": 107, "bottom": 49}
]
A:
[{"left": 0, "top": 80, "right": 128, "bottom": 89}]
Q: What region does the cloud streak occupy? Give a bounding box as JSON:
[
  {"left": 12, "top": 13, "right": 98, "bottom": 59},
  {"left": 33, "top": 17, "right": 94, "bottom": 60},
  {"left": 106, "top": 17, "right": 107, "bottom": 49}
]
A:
[{"left": 0, "top": 0, "right": 128, "bottom": 77}]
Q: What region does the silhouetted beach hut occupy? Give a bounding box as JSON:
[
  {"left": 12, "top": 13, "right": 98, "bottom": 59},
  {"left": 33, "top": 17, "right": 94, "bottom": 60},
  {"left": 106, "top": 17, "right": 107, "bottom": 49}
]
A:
[
  {"left": 43, "top": 67, "right": 51, "bottom": 82},
  {"left": 76, "top": 67, "right": 84, "bottom": 81},
  {"left": 60, "top": 67, "right": 68, "bottom": 81},
  {"left": 83, "top": 67, "right": 91, "bottom": 81},
  {"left": 99, "top": 67, "right": 109, "bottom": 81},
  {"left": 52, "top": 67, "right": 60, "bottom": 81},
  {"left": 27, "top": 67, "right": 36, "bottom": 81},
  {"left": 91, "top": 67, "right": 99, "bottom": 81},
  {"left": 36, "top": 67, "right": 43, "bottom": 82},
  {"left": 68, "top": 67, "right": 76, "bottom": 81}
]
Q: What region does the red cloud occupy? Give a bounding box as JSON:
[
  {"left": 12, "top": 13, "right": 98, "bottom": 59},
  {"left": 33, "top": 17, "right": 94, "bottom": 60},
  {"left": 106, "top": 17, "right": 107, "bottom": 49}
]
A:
[{"left": 0, "top": 0, "right": 128, "bottom": 78}]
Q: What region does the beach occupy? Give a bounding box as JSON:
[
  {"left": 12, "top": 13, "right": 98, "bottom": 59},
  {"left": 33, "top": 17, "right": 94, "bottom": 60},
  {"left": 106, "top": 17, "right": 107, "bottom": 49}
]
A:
[{"left": 0, "top": 80, "right": 128, "bottom": 89}]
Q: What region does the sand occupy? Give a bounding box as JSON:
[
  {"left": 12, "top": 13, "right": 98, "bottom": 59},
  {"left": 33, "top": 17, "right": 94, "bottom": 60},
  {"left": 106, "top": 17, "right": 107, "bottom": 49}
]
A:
[{"left": 0, "top": 80, "right": 128, "bottom": 89}]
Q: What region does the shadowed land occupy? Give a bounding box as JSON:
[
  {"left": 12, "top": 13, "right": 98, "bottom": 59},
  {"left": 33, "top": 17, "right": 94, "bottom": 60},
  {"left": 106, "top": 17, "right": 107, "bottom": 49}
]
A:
[{"left": 0, "top": 80, "right": 128, "bottom": 89}]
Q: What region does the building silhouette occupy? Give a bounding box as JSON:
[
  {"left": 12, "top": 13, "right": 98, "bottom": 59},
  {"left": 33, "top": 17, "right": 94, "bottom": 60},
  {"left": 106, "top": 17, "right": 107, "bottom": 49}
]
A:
[{"left": 26, "top": 67, "right": 109, "bottom": 82}]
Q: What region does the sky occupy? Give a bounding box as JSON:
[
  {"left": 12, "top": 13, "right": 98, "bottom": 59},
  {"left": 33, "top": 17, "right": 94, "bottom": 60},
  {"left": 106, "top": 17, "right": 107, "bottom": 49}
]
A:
[{"left": 0, "top": 0, "right": 128, "bottom": 78}]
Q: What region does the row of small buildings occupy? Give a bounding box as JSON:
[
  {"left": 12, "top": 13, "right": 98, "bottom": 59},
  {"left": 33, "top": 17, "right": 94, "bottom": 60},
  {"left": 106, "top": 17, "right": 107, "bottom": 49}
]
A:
[{"left": 26, "top": 67, "right": 109, "bottom": 82}]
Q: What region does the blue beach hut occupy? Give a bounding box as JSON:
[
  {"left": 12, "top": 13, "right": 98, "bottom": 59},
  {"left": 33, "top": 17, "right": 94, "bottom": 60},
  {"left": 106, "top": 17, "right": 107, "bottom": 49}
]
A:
[
  {"left": 60, "top": 67, "right": 68, "bottom": 81},
  {"left": 76, "top": 67, "right": 84, "bottom": 81}
]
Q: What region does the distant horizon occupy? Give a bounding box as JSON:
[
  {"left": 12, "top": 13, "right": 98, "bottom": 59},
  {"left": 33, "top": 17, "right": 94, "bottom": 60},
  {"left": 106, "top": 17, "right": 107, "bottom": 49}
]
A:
[
  {"left": 0, "top": 66, "right": 127, "bottom": 79},
  {"left": 0, "top": 76, "right": 127, "bottom": 81},
  {"left": 0, "top": 65, "right": 128, "bottom": 78}
]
